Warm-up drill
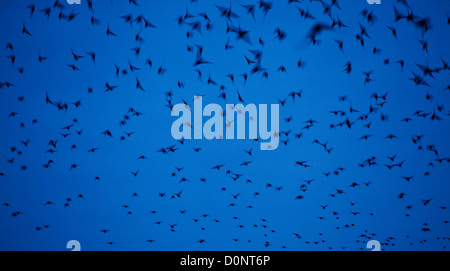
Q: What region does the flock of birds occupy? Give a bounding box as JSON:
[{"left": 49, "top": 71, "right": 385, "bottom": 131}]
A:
[{"left": 1, "top": 0, "right": 450, "bottom": 250}]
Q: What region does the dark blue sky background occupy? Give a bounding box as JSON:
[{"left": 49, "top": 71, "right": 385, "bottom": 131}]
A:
[{"left": 0, "top": 0, "right": 450, "bottom": 250}]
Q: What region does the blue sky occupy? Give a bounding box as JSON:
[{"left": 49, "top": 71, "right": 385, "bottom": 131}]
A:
[{"left": 0, "top": 0, "right": 450, "bottom": 250}]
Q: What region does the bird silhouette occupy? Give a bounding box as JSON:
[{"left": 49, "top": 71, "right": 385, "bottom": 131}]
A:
[{"left": 0, "top": 0, "right": 449, "bottom": 252}]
